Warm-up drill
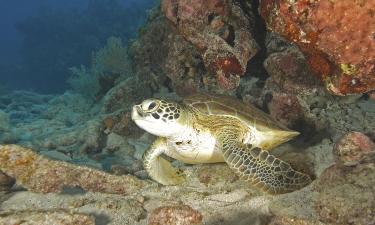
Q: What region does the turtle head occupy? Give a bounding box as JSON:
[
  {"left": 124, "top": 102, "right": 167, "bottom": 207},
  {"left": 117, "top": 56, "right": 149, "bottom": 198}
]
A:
[{"left": 131, "top": 98, "right": 187, "bottom": 137}]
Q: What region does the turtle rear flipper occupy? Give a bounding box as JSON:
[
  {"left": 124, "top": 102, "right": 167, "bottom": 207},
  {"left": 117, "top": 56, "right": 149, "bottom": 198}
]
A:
[
  {"left": 143, "top": 137, "right": 186, "bottom": 185},
  {"left": 218, "top": 130, "right": 312, "bottom": 194}
]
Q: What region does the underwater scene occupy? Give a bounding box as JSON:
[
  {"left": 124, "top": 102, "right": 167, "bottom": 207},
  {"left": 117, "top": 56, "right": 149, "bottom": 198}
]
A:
[{"left": 0, "top": 0, "right": 374, "bottom": 224}]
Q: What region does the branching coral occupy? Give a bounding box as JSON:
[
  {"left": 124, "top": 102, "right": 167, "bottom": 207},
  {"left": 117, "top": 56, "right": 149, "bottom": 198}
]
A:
[
  {"left": 92, "top": 37, "right": 131, "bottom": 76},
  {"left": 68, "top": 37, "right": 131, "bottom": 100}
]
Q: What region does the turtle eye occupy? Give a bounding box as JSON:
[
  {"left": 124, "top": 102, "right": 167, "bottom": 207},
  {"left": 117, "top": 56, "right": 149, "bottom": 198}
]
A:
[{"left": 148, "top": 102, "right": 157, "bottom": 110}]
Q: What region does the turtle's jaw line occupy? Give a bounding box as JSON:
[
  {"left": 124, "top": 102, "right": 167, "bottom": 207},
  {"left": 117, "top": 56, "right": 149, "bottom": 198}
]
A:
[{"left": 131, "top": 105, "right": 145, "bottom": 120}]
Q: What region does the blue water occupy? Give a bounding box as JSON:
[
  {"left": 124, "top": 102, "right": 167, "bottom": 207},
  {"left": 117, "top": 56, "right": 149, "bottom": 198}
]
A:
[{"left": 0, "top": 0, "right": 156, "bottom": 94}]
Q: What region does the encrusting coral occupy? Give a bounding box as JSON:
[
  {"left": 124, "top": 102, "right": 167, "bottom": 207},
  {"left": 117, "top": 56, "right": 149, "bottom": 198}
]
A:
[
  {"left": 162, "top": 0, "right": 259, "bottom": 90},
  {"left": 0, "top": 145, "right": 146, "bottom": 194},
  {"left": 260, "top": 0, "right": 375, "bottom": 95}
]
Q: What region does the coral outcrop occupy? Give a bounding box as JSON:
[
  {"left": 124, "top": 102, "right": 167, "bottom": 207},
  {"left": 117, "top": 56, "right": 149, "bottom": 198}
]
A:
[
  {"left": 162, "top": 0, "right": 259, "bottom": 90},
  {"left": 260, "top": 0, "right": 375, "bottom": 95},
  {"left": 148, "top": 205, "right": 203, "bottom": 225},
  {"left": 0, "top": 210, "right": 95, "bottom": 225},
  {"left": 333, "top": 132, "right": 375, "bottom": 166},
  {"left": 314, "top": 163, "right": 375, "bottom": 225},
  {"left": 0, "top": 145, "right": 146, "bottom": 194}
]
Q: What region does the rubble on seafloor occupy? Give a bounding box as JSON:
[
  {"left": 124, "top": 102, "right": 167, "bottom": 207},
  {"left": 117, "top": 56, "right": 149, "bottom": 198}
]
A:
[{"left": 1, "top": 0, "right": 375, "bottom": 225}]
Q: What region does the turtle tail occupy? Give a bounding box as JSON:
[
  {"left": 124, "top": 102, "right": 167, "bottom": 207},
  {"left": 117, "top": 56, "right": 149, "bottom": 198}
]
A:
[{"left": 218, "top": 130, "right": 312, "bottom": 194}]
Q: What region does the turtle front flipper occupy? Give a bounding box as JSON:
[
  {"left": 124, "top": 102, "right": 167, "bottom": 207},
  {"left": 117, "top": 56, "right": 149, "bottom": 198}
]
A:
[
  {"left": 217, "top": 129, "right": 312, "bottom": 194},
  {"left": 143, "top": 137, "right": 186, "bottom": 185}
]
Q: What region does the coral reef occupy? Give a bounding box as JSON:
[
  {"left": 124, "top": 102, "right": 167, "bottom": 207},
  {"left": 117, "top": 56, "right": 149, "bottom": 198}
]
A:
[
  {"left": 0, "top": 145, "right": 146, "bottom": 194},
  {"left": 0, "top": 1, "right": 374, "bottom": 225},
  {"left": 148, "top": 205, "right": 203, "bottom": 225},
  {"left": 162, "top": 0, "right": 259, "bottom": 90},
  {"left": 0, "top": 210, "right": 95, "bottom": 225},
  {"left": 260, "top": 0, "right": 375, "bottom": 95},
  {"left": 130, "top": 9, "right": 213, "bottom": 96},
  {"left": 68, "top": 36, "right": 133, "bottom": 101}
]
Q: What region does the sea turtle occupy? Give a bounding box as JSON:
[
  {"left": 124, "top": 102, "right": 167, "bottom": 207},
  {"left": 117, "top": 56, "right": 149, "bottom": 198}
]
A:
[{"left": 131, "top": 93, "right": 311, "bottom": 194}]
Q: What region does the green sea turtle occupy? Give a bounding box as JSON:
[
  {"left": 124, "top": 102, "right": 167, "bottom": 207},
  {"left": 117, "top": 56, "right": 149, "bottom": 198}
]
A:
[{"left": 131, "top": 93, "right": 311, "bottom": 194}]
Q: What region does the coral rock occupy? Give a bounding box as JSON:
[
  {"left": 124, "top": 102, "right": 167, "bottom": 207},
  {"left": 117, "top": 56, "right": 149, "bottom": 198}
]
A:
[
  {"left": 260, "top": 0, "right": 375, "bottom": 95},
  {"left": 263, "top": 46, "right": 320, "bottom": 94},
  {"left": 148, "top": 204, "right": 203, "bottom": 225},
  {"left": 162, "top": 0, "right": 259, "bottom": 90},
  {"left": 268, "top": 216, "right": 326, "bottom": 225},
  {"left": 267, "top": 92, "right": 304, "bottom": 128},
  {"left": 0, "top": 210, "right": 95, "bottom": 225},
  {"left": 0, "top": 145, "right": 146, "bottom": 194},
  {"left": 369, "top": 91, "right": 375, "bottom": 101},
  {"left": 0, "top": 170, "right": 15, "bottom": 191},
  {"left": 333, "top": 132, "right": 375, "bottom": 166},
  {"left": 314, "top": 163, "right": 375, "bottom": 225}
]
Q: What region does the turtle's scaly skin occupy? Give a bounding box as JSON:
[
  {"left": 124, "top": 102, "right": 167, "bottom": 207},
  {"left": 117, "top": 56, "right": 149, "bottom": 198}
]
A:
[
  {"left": 132, "top": 94, "right": 312, "bottom": 194},
  {"left": 200, "top": 115, "right": 311, "bottom": 194}
]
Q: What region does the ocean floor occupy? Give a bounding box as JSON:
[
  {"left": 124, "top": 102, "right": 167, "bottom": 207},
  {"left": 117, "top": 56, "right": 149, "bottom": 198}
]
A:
[
  {"left": 0, "top": 82, "right": 374, "bottom": 225},
  {"left": 1, "top": 1, "right": 375, "bottom": 224}
]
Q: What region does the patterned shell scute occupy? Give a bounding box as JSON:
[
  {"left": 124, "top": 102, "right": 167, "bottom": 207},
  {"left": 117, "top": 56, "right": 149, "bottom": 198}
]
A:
[{"left": 183, "top": 93, "right": 290, "bottom": 132}]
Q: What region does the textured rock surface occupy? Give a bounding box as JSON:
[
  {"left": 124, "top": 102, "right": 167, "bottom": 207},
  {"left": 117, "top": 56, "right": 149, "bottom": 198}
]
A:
[
  {"left": 333, "top": 132, "right": 375, "bottom": 166},
  {"left": 267, "top": 92, "right": 304, "bottom": 128},
  {"left": 0, "top": 210, "right": 95, "bottom": 225},
  {"left": 148, "top": 204, "right": 203, "bottom": 225},
  {"left": 268, "top": 216, "right": 327, "bottom": 225},
  {"left": 0, "top": 145, "right": 146, "bottom": 194},
  {"left": 0, "top": 191, "right": 147, "bottom": 225},
  {"left": 263, "top": 45, "right": 320, "bottom": 95},
  {"left": 162, "top": 0, "right": 259, "bottom": 90},
  {"left": 0, "top": 171, "right": 15, "bottom": 192},
  {"left": 260, "top": 0, "right": 375, "bottom": 95},
  {"left": 314, "top": 163, "right": 375, "bottom": 225}
]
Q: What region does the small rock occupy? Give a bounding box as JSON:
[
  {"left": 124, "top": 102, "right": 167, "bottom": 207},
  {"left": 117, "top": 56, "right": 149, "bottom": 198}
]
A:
[
  {"left": 40, "top": 150, "right": 72, "bottom": 161},
  {"left": 148, "top": 204, "right": 203, "bottom": 225},
  {"left": 333, "top": 132, "right": 375, "bottom": 166},
  {"left": 134, "top": 170, "right": 149, "bottom": 180},
  {"left": 0, "top": 171, "right": 15, "bottom": 191}
]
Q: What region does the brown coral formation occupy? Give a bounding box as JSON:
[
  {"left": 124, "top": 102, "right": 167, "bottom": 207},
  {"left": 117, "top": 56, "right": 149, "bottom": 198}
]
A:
[
  {"left": 333, "top": 132, "right": 375, "bottom": 166},
  {"left": 0, "top": 145, "right": 146, "bottom": 194},
  {"left": 162, "top": 0, "right": 259, "bottom": 90},
  {"left": 148, "top": 204, "right": 203, "bottom": 225},
  {"left": 313, "top": 132, "right": 375, "bottom": 225},
  {"left": 314, "top": 163, "right": 375, "bottom": 225},
  {"left": 263, "top": 47, "right": 320, "bottom": 95},
  {"left": 267, "top": 93, "right": 304, "bottom": 128},
  {"left": 260, "top": 0, "right": 375, "bottom": 95},
  {"left": 0, "top": 210, "right": 95, "bottom": 225}
]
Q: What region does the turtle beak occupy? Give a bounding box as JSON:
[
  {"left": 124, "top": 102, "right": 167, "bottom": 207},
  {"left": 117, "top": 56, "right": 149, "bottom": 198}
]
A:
[{"left": 131, "top": 105, "right": 144, "bottom": 120}]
